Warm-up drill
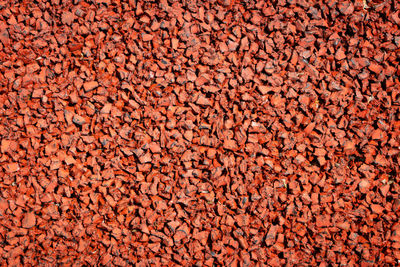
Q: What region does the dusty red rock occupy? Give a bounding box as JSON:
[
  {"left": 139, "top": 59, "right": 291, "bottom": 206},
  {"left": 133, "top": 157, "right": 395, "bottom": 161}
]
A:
[
  {"left": 4, "top": 162, "right": 19, "bottom": 173},
  {"left": 22, "top": 212, "right": 36, "bottom": 229},
  {"left": 0, "top": 0, "right": 399, "bottom": 265},
  {"left": 72, "top": 114, "right": 86, "bottom": 125},
  {"left": 83, "top": 81, "right": 98, "bottom": 92}
]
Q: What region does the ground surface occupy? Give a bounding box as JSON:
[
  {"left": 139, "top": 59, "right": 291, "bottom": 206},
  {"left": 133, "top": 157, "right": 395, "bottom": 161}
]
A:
[{"left": 0, "top": 0, "right": 400, "bottom": 266}]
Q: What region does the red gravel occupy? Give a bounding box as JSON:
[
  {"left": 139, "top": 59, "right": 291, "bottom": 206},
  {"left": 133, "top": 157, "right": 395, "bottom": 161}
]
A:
[{"left": 1, "top": 0, "right": 400, "bottom": 266}]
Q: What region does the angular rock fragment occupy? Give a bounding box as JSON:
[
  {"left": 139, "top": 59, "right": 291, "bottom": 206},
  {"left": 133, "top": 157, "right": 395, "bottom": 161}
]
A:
[
  {"left": 22, "top": 212, "right": 36, "bottom": 229},
  {"left": 72, "top": 114, "right": 86, "bottom": 125},
  {"left": 83, "top": 81, "right": 98, "bottom": 92}
]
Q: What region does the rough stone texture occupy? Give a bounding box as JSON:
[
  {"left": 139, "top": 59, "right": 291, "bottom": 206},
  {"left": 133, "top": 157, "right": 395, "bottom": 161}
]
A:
[{"left": 0, "top": 0, "right": 399, "bottom": 266}]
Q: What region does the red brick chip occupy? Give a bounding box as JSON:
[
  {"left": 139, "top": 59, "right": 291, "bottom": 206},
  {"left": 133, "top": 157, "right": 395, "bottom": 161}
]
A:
[{"left": 0, "top": 0, "right": 399, "bottom": 266}]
